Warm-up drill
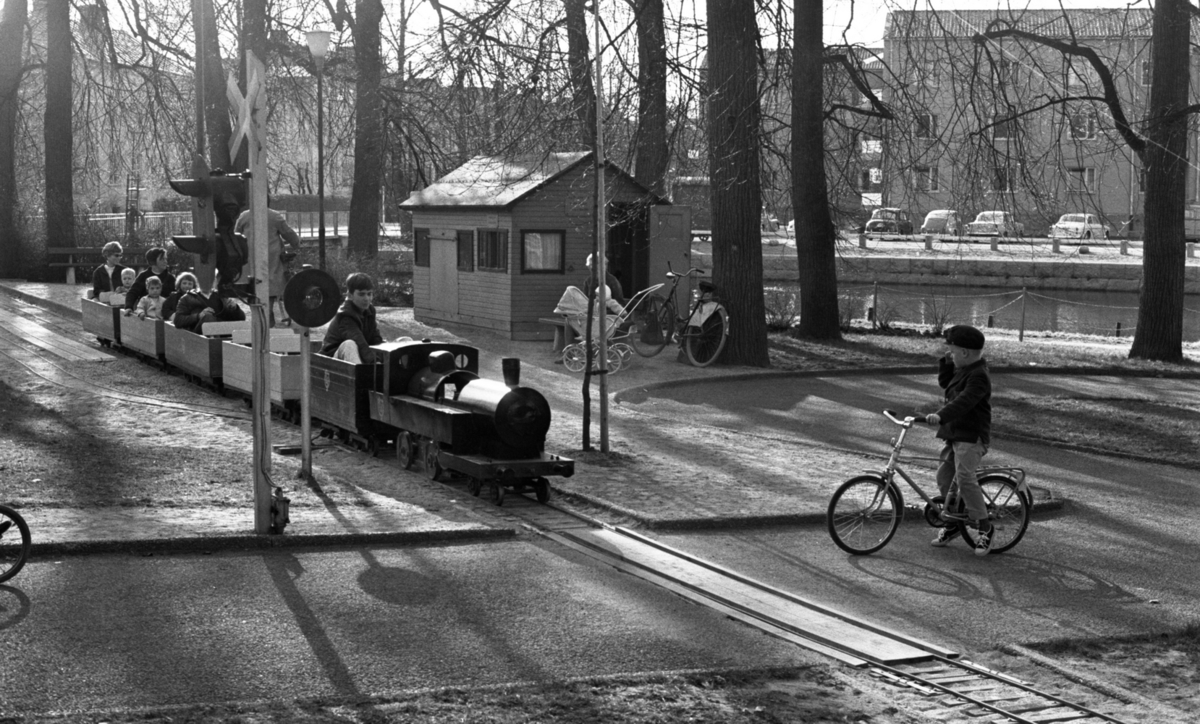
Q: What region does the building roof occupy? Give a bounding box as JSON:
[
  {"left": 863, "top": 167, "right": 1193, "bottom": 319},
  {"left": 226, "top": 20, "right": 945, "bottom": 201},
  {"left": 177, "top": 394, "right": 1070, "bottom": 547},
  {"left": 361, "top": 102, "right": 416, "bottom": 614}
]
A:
[
  {"left": 401, "top": 152, "right": 665, "bottom": 210},
  {"left": 886, "top": 8, "right": 1154, "bottom": 40}
]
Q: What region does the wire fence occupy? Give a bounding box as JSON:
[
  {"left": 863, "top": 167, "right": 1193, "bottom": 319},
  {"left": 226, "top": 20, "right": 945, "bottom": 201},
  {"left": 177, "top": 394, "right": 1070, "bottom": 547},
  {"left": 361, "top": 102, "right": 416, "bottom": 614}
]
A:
[{"left": 825, "top": 282, "right": 1200, "bottom": 342}]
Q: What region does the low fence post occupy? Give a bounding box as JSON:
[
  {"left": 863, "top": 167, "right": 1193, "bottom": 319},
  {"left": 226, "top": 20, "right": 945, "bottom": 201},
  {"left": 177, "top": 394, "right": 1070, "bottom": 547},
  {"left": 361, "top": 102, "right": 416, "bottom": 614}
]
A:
[
  {"left": 871, "top": 281, "right": 879, "bottom": 330},
  {"left": 858, "top": 233, "right": 867, "bottom": 249},
  {"left": 1120, "top": 240, "right": 1129, "bottom": 255},
  {"left": 1188, "top": 242, "right": 1196, "bottom": 259},
  {"left": 924, "top": 234, "right": 933, "bottom": 251},
  {"left": 990, "top": 238, "right": 998, "bottom": 252},
  {"left": 1018, "top": 287, "right": 1027, "bottom": 342},
  {"left": 1052, "top": 239, "right": 1061, "bottom": 254}
]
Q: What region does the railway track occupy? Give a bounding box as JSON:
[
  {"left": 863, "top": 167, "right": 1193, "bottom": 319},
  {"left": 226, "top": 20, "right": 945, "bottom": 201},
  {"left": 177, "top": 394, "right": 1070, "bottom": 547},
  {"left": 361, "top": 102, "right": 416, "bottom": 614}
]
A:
[{"left": 470, "top": 489, "right": 1134, "bottom": 724}]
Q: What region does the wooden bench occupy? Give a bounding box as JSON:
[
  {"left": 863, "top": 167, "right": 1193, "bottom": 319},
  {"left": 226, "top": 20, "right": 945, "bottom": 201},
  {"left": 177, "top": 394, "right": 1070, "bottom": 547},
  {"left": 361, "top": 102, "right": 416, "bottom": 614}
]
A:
[
  {"left": 47, "top": 247, "right": 110, "bottom": 285},
  {"left": 539, "top": 316, "right": 579, "bottom": 355}
]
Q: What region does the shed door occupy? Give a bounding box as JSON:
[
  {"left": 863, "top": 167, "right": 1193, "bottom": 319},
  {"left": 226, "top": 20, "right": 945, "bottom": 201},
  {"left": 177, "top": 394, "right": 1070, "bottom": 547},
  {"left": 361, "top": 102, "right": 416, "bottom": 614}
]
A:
[
  {"left": 648, "top": 205, "right": 692, "bottom": 292},
  {"left": 429, "top": 235, "right": 458, "bottom": 315}
]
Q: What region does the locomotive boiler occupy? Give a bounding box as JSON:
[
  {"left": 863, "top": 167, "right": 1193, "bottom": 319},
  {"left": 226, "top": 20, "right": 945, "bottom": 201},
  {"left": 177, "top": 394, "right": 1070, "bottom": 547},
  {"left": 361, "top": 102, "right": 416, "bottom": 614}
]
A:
[{"left": 310, "top": 338, "right": 573, "bottom": 503}]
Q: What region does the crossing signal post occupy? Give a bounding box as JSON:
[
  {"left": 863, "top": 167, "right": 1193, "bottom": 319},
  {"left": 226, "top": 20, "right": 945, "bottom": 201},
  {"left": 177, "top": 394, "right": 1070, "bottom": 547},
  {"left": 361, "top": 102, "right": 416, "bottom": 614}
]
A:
[{"left": 168, "top": 170, "right": 249, "bottom": 292}]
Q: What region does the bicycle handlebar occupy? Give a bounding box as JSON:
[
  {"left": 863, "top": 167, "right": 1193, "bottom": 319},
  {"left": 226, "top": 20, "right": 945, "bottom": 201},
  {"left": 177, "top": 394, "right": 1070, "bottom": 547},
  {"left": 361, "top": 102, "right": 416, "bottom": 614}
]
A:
[
  {"left": 665, "top": 261, "right": 704, "bottom": 279},
  {"left": 883, "top": 409, "right": 928, "bottom": 426}
]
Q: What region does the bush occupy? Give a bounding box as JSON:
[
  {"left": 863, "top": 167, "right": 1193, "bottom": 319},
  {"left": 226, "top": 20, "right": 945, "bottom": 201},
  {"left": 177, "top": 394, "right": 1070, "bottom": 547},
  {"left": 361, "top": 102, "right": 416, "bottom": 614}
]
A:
[
  {"left": 763, "top": 287, "right": 800, "bottom": 331},
  {"left": 290, "top": 248, "right": 413, "bottom": 308}
]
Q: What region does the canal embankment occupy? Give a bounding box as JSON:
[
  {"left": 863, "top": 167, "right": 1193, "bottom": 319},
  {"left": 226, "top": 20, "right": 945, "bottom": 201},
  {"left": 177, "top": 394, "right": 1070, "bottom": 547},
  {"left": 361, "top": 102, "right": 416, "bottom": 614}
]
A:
[{"left": 690, "top": 237, "right": 1200, "bottom": 293}]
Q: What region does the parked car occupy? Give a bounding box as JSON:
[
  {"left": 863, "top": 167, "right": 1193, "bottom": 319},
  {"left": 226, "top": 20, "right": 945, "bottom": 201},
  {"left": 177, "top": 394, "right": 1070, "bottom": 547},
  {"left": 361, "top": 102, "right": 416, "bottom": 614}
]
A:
[
  {"left": 863, "top": 208, "right": 914, "bottom": 236},
  {"left": 965, "top": 210, "right": 1024, "bottom": 237},
  {"left": 920, "top": 209, "right": 961, "bottom": 236},
  {"left": 1049, "top": 213, "right": 1109, "bottom": 240}
]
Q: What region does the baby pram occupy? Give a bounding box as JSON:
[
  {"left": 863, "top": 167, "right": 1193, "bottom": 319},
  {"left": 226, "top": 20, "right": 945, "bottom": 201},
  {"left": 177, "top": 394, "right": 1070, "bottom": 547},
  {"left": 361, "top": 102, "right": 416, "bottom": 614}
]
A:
[{"left": 553, "top": 283, "right": 664, "bottom": 374}]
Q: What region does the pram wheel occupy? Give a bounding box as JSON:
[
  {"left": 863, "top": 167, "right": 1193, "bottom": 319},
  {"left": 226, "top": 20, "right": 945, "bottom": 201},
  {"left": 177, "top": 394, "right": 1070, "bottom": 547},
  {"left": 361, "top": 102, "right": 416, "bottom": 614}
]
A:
[{"left": 562, "top": 343, "right": 587, "bottom": 373}]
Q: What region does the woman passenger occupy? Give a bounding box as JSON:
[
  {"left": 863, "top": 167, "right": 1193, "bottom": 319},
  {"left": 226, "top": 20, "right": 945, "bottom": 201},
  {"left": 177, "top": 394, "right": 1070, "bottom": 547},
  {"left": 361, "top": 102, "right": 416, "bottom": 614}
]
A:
[
  {"left": 162, "top": 271, "right": 197, "bottom": 322},
  {"left": 91, "top": 241, "right": 126, "bottom": 300}
]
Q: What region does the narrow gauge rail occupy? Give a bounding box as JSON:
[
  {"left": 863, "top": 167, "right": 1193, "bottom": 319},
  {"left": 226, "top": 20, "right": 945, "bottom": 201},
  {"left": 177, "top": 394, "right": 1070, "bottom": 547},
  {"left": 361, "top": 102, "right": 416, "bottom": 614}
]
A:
[{"left": 486, "top": 493, "right": 1132, "bottom": 724}]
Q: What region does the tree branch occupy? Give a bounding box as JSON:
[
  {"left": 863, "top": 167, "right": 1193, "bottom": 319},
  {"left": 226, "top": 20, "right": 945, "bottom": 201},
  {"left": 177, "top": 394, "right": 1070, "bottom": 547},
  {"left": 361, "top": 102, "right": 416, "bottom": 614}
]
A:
[
  {"left": 824, "top": 52, "right": 893, "bottom": 120},
  {"left": 973, "top": 25, "right": 1146, "bottom": 156}
]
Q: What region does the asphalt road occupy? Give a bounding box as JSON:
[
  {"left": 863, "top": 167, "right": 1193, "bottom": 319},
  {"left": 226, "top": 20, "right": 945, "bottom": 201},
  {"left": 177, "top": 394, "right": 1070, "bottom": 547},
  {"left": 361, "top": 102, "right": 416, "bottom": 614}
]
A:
[
  {"left": 630, "top": 374, "right": 1200, "bottom": 651},
  {"left": 0, "top": 539, "right": 814, "bottom": 715}
]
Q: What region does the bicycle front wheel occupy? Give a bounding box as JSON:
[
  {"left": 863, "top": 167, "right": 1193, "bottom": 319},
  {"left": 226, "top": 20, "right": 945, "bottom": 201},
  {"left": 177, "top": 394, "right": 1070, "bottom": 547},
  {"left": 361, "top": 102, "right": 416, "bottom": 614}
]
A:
[
  {"left": 630, "top": 294, "right": 672, "bottom": 357},
  {"left": 684, "top": 305, "right": 729, "bottom": 367},
  {"left": 0, "top": 504, "right": 31, "bottom": 583},
  {"left": 960, "top": 475, "right": 1030, "bottom": 554},
  {"left": 827, "top": 476, "right": 901, "bottom": 555}
]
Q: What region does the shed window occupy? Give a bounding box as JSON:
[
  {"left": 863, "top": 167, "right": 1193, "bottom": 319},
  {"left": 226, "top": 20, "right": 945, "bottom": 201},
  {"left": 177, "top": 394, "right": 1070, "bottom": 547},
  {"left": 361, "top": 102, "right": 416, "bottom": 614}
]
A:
[
  {"left": 521, "top": 231, "right": 565, "bottom": 272},
  {"left": 477, "top": 229, "right": 509, "bottom": 271},
  {"left": 456, "top": 230, "right": 474, "bottom": 271},
  {"left": 414, "top": 228, "right": 430, "bottom": 268}
]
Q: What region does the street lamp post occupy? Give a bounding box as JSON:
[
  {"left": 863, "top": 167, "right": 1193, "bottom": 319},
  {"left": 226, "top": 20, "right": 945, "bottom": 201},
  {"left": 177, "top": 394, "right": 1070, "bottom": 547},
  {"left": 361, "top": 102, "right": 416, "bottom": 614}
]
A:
[{"left": 306, "top": 30, "right": 332, "bottom": 270}]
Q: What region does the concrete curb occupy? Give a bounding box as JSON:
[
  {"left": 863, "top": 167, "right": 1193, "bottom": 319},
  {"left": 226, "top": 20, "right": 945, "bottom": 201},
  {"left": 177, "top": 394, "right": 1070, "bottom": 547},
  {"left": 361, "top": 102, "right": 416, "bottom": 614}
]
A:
[{"left": 31, "top": 525, "right": 516, "bottom": 557}]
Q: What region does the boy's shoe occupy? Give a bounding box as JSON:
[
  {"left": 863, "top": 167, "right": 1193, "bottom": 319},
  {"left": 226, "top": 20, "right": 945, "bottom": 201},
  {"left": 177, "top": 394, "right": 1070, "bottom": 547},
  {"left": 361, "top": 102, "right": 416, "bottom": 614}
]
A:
[
  {"left": 931, "top": 524, "right": 960, "bottom": 547},
  {"left": 973, "top": 525, "right": 993, "bottom": 556}
]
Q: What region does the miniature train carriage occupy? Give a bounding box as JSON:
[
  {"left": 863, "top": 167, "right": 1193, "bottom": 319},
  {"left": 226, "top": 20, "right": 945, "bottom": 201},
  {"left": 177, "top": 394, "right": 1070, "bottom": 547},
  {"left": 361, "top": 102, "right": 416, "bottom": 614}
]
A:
[
  {"left": 164, "top": 320, "right": 251, "bottom": 390},
  {"left": 81, "top": 297, "right": 120, "bottom": 347}
]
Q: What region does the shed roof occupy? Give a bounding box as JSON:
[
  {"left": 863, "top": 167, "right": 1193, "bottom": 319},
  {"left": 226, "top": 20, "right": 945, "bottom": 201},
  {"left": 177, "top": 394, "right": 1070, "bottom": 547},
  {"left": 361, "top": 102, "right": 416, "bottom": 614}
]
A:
[{"left": 401, "top": 152, "right": 664, "bottom": 210}]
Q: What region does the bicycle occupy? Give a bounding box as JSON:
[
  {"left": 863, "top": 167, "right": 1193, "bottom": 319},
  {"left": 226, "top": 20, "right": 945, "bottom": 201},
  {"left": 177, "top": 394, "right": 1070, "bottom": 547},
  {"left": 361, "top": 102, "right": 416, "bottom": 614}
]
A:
[
  {"left": 0, "top": 504, "right": 31, "bottom": 583},
  {"left": 827, "top": 410, "right": 1032, "bottom": 556},
  {"left": 628, "top": 264, "right": 729, "bottom": 367}
]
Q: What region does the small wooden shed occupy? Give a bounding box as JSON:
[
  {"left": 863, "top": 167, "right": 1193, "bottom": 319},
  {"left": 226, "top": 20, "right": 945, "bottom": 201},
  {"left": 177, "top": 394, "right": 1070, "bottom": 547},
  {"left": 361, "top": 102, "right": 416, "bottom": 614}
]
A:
[{"left": 400, "top": 152, "right": 691, "bottom": 340}]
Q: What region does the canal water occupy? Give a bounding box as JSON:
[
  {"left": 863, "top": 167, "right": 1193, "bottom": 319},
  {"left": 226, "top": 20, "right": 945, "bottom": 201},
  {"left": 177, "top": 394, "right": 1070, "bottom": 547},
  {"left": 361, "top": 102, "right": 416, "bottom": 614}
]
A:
[{"left": 768, "top": 282, "right": 1200, "bottom": 342}]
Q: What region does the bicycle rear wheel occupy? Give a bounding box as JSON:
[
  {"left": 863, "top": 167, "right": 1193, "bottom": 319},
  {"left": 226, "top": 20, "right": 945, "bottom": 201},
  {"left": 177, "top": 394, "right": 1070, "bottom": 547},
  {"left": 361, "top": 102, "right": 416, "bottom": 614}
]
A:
[
  {"left": 0, "top": 504, "right": 31, "bottom": 583},
  {"left": 684, "top": 305, "right": 729, "bottom": 367},
  {"left": 960, "top": 475, "right": 1030, "bottom": 554},
  {"left": 827, "top": 476, "right": 901, "bottom": 555},
  {"left": 630, "top": 295, "right": 672, "bottom": 357}
]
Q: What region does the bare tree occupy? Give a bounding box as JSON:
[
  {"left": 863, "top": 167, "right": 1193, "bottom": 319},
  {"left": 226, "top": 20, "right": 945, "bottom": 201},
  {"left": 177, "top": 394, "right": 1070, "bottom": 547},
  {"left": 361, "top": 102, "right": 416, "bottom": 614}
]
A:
[
  {"left": 631, "top": 0, "right": 668, "bottom": 196},
  {"left": 972, "top": 4, "right": 1191, "bottom": 361},
  {"left": 0, "top": 0, "right": 27, "bottom": 276},
  {"left": 706, "top": 0, "right": 768, "bottom": 365},
  {"left": 44, "top": 0, "right": 75, "bottom": 258},
  {"left": 348, "top": 0, "right": 385, "bottom": 257}
]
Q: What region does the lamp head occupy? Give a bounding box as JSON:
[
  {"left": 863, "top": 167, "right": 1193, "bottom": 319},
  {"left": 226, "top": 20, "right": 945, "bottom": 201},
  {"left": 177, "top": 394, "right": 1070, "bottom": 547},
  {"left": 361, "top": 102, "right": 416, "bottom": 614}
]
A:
[{"left": 306, "top": 29, "right": 332, "bottom": 68}]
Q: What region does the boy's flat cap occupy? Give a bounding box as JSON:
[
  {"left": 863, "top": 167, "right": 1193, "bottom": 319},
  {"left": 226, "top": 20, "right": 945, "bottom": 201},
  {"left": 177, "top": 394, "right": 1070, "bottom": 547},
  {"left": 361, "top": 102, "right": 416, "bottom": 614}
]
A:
[{"left": 944, "top": 324, "right": 985, "bottom": 349}]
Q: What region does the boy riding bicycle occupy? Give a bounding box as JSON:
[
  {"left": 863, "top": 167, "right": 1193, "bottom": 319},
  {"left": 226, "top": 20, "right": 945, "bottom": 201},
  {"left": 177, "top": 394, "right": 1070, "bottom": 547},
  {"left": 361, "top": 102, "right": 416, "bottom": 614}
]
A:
[{"left": 925, "top": 324, "right": 994, "bottom": 556}]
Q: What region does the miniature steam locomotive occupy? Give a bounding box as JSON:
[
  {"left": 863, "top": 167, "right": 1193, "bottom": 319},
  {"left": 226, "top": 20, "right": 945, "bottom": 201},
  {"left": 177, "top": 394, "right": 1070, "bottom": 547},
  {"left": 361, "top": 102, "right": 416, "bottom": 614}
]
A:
[{"left": 310, "top": 339, "right": 573, "bottom": 503}]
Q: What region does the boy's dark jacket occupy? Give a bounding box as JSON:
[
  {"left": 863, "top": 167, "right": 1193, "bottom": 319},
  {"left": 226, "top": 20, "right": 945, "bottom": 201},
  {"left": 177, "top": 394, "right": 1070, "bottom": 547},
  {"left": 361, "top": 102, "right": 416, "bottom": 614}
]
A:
[
  {"left": 935, "top": 357, "right": 991, "bottom": 445},
  {"left": 319, "top": 300, "right": 383, "bottom": 363},
  {"left": 172, "top": 290, "right": 245, "bottom": 332}
]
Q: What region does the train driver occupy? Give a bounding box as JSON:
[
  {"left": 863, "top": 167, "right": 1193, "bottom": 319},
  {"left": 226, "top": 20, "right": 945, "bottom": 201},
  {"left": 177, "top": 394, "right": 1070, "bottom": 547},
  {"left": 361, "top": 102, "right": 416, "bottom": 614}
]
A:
[{"left": 319, "top": 272, "right": 384, "bottom": 365}]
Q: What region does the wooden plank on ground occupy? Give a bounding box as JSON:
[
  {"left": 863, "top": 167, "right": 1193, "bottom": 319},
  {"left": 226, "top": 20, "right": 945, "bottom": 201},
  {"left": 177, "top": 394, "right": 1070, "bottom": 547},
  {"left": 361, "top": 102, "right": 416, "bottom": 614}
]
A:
[
  {"left": 0, "top": 318, "right": 111, "bottom": 362},
  {"left": 567, "top": 528, "right": 934, "bottom": 665}
]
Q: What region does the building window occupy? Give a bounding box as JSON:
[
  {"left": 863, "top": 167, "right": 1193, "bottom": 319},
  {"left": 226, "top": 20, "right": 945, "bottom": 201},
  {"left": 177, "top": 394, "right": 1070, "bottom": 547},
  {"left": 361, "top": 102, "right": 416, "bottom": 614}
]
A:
[
  {"left": 1141, "top": 60, "right": 1152, "bottom": 86},
  {"left": 1068, "top": 113, "right": 1097, "bottom": 140},
  {"left": 993, "top": 114, "right": 1017, "bottom": 140},
  {"left": 414, "top": 228, "right": 430, "bottom": 268},
  {"left": 477, "top": 229, "right": 509, "bottom": 271},
  {"left": 915, "top": 113, "right": 937, "bottom": 140},
  {"left": 915, "top": 166, "right": 940, "bottom": 192},
  {"left": 997, "top": 58, "right": 1019, "bottom": 86},
  {"left": 521, "top": 230, "right": 565, "bottom": 273},
  {"left": 1065, "top": 60, "right": 1095, "bottom": 90},
  {"left": 456, "top": 230, "right": 474, "bottom": 272},
  {"left": 860, "top": 167, "right": 883, "bottom": 193},
  {"left": 860, "top": 138, "right": 883, "bottom": 155},
  {"left": 1067, "top": 166, "right": 1097, "bottom": 191},
  {"left": 993, "top": 166, "right": 1015, "bottom": 192}
]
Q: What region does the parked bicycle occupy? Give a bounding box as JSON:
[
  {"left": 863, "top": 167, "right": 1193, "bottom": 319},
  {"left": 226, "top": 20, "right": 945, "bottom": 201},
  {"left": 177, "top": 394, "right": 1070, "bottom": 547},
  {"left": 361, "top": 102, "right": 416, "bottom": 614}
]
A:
[
  {"left": 629, "top": 264, "right": 729, "bottom": 367},
  {"left": 826, "top": 410, "right": 1032, "bottom": 555},
  {"left": 0, "top": 504, "right": 30, "bottom": 583}
]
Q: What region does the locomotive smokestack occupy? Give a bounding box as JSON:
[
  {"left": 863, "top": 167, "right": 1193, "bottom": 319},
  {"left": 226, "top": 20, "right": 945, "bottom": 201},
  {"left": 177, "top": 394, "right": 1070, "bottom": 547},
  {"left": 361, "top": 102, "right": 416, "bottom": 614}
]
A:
[{"left": 501, "top": 358, "right": 520, "bottom": 388}]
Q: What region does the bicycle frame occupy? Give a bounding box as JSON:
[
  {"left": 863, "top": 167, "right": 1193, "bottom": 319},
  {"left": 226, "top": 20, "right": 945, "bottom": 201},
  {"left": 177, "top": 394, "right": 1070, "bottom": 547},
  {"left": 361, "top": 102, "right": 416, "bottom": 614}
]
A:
[{"left": 861, "top": 411, "right": 1031, "bottom": 516}]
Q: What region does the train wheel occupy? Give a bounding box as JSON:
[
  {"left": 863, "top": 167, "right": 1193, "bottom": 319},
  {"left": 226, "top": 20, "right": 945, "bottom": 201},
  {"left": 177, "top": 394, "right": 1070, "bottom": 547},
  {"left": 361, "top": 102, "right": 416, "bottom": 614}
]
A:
[
  {"left": 534, "top": 478, "right": 551, "bottom": 504},
  {"left": 495, "top": 483, "right": 506, "bottom": 506},
  {"left": 467, "top": 477, "right": 482, "bottom": 497},
  {"left": 366, "top": 438, "right": 379, "bottom": 457},
  {"left": 396, "top": 433, "right": 416, "bottom": 470},
  {"left": 424, "top": 443, "right": 442, "bottom": 481}
]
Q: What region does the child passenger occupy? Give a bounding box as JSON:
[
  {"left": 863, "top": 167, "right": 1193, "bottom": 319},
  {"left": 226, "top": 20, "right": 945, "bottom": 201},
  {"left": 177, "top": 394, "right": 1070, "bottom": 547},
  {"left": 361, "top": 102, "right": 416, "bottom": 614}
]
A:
[
  {"left": 318, "top": 272, "right": 384, "bottom": 364},
  {"left": 110, "top": 267, "right": 137, "bottom": 302},
  {"left": 91, "top": 241, "right": 126, "bottom": 299},
  {"left": 162, "top": 272, "right": 197, "bottom": 322},
  {"left": 129, "top": 276, "right": 165, "bottom": 320}
]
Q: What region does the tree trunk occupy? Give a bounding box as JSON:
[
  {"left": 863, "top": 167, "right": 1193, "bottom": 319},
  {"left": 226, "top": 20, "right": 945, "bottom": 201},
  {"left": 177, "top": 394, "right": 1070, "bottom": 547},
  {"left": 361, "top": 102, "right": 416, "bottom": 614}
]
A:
[
  {"left": 0, "top": 0, "right": 27, "bottom": 277},
  {"left": 235, "top": 0, "right": 269, "bottom": 173},
  {"left": 1131, "top": 0, "right": 1189, "bottom": 362},
  {"left": 564, "top": 0, "right": 596, "bottom": 149},
  {"left": 197, "top": 0, "right": 231, "bottom": 171},
  {"left": 44, "top": 0, "right": 75, "bottom": 261},
  {"left": 348, "top": 0, "right": 384, "bottom": 257},
  {"left": 633, "top": 0, "right": 668, "bottom": 196},
  {"left": 791, "top": 0, "right": 841, "bottom": 339},
  {"left": 706, "top": 0, "right": 768, "bottom": 366}
]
